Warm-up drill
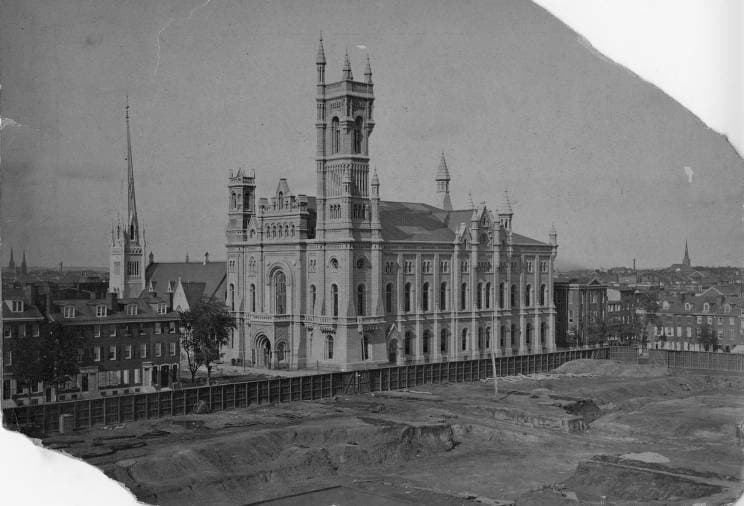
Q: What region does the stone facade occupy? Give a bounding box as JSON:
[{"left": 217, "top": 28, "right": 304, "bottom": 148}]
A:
[{"left": 224, "top": 38, "right": 558, "bottom": 371}]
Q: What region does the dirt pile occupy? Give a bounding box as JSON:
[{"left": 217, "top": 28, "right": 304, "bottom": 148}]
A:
[{"left": 554, "top": 359, "right": 669, "bottom": 377}]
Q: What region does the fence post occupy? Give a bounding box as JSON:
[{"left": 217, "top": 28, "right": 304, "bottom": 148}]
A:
[{"left": 117, "top": 396, "right": 122, "bottom": 424}]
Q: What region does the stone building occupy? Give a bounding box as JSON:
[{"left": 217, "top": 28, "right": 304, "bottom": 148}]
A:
[
  {"left": 553, "top": 277, "right": 607, "bottom": 347},
  {"left": 224, "top": 38, "right": 558, "bottom": 371}
]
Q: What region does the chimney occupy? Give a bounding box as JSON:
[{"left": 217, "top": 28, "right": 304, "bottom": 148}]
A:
[
  {"left": 106, "top": 290, "right": 118, "bottom": 310},
  {"left": 185, "top": 253, "right": 190, "bottom": 263},
  {"left": 203, "top": 252, "right": 209, "bottom": 265},
  {"left": 59, "top": 261, "right": 63, "bottom": 273},
  {"left": 633, "top": 258, "right": 636, "bottom": 272}
]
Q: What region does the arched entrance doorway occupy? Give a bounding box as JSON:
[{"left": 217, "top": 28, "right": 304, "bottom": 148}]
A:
[
  {"left": 388, "top": 339, "right": 398, "bottom": 363},
  {"left": 255, "top": 335, "right": 272, "bottom": 368}
]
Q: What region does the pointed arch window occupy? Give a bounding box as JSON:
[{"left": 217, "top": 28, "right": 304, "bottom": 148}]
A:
[
  {"left": 422, "top": 282, "right": 430, "bottom": 312},
  {"left": 331, "top": 117, "right": 340, "bottom": 154},
  {"left": 499, "top": 283, "right": 505, "bottom": 309},
  {"left": 385, "top": 283, "right": 393, "bottom": 313},
  {"left": 273, "top": 270, "right": 286, "bottom": 314},
  {"left": 485, "top": 283, "right": 491, "bottom": 309},
  {"left": 477, "top": 282, "right": 483, "bottom": 309},
  {"left": 331, "top": 284, "right": 339, "bottom": 317},
  {"left": 353, "top": 117, "right": 363, "bottom": 153},
  {"left": 404, "top": 283, "right": 412, "bottom": 312},
  {"left": 440, "top": 328, "right": 448, "bottom": 353},
  {"left": 404, "top": 332, "right": 412, "bottom": 355},
  {"left": 461, "top": 328, "right": 468, "bottom": 351},
  {"left": 250, "top": 284, "right": 256, "bottom": 312},
  {"left": 229, "top": 283, "right": 235, "bottom": 311},
  {"left": 357, "top": 284, "right": 366, "bottom": 316},
  {"left": 525, "top": 284, "right": 532, "bottom": 307},
  {"left": 423, "top": 330, "right": 431, "bottom": 354},
  {"left": 460, "top": 283, "right": 468, "bottom": 311},
  {"left": 310, "top": 285, "right": 317, "bottom": 314},
  {"left": 439, "top": 282, "right": 447, "bottom": 311},
  {"left": 540, "top": 284, "right": 547, "bottom": 306},
  {"left": 511, "top": 284, "right": 517, "bottom": 308}
]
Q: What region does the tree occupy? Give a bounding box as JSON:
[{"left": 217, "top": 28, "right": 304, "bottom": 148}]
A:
[
  {"left": 586, "top": 318, "right": 610, "bottom": 346},
  {"left": 40, "top": 322, "right": 86, "bottom": 395},
  {"left": 697, "top": 322, "right": 717, "bottom": 351},
  {"left": 10, "top": 337, "right": 45, "bottom": 404},
  {"left": 178, "top": 300, "right": 236, "bottom": 385}
]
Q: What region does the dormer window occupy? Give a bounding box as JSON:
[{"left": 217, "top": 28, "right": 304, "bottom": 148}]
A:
[
  {"left": 703, "top": 303, "right": 710, "bottom": 313},
  {"left": 126, "top": 304, "right": 138, "bottom": 316},
  {"left": 684, "top": 302, "right": 691, "bottom": 312},
  {"left": 10, "top": 300, "right": 24, "bottom": 312},
  {"left": 96, "top": 305, "right": 107, "bottom": 317},
  {"left": 63, "top": 306, "right": 76, "bottom": 319},
  {"left": 724, "top": 304, "right": 731, "bottom": 313},
  {"left": 158, "top": 303, "right": 167, "bottom": 315}
]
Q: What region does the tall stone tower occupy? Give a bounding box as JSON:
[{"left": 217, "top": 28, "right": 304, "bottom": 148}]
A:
[
  {"left": 315, "top": 37, "right": 376, "bottom": 240},
  {"left": 109, "top": 100, "right": 145, "bottom": 298}
]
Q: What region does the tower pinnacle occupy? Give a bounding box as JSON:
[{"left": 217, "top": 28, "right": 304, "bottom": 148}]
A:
[
  {"left": 364, "top": 54, "right": 373, "bottom": 84},
  {"left": 125, "top": 97, "right": 140, "bottom": 244},
  {"left": 682, "top": 240, "right": 691, "bottom": 267},
  {"left": 435, "top": 152, "right": 452, "bottom": 211},
  {"left": 8, "top": 248, "right": 15, "bottom": 271},
  {"left": 316, "top": 33, "right": 326, "bottom": 65},
  {"left": 342, "top": 50, "right": 353, "bottom": 80}
]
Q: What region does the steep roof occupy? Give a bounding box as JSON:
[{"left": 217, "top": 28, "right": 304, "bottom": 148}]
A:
[
  {"left": 378, "top": 201, "right": 548, "bottom": 246},
  {"left": 145, "top": 261, "right": 226, "bottom": 303}
]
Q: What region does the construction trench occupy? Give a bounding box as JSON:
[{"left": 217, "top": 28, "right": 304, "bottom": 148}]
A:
[{"left": 33, "top": 360, "right": 744, "bottom": 505}]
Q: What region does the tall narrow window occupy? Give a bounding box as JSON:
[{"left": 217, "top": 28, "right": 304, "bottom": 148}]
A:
[
  {"left": 385, "top": 283, "right": 393, "bottom": 313},
  {"left": 310, "top": 285, "right": 317, "bottom": 314},
  {"left": 511, "top": 284, "right": 517, "bottom": 308},
  {"left": 229, "top": 283, "right": 235, "bottom": 311},
  {"left": 500, "top": 325, "right": 506, "bottom": 348},
  {"left": 404, "top": 332, "right": 412, "bottom": 355},
  {"left": 461, "top": 328, "right": 468, "bottom": 351},
  {"left": 439, "top": 282, "right": 447, "bottom": 311},
  {"left": 404, "top": 283, "right": 412, "bottom": 312},
  {"left": 273, "top": 271, "right": 286, "bottom": 314},
  {"left": 353, "top": 117, "right": 363, "bottom": 153},
  {"left": 540, "top": 322, "right": 547, "bottom": 344},
  {"left": 332, "top": 117, "right": 340, "bottom": 153},
  {"left": 250, "top": 284, "right": 256, "bottom": 312},
  {"left": 477, "top": 283, "right": 483, "bottom": 309},
  {"left": 460, "top": 283, "right": 468, "bottom": 311},
  {"left": 440, "top": 328, "right": 448, "bottom": 353},
  {"left": 362, "top": 335, "right": 370, "bottom": 360},
  {"left": 526, "top": 323, "right": 533, "bottom": 345},
  {"left": 422, "top": 282, "right": 430, "bottom": 312},
  {"left": 357, "top": 284, "right": 365, "bottom": 316},
  {"left": 486, "top": 327, "right": 491, "bottom": 349},
  {"left": 423, "top": 330, "right": 431, "bottom": 354},
  {"left": 540, "top": 284, "right": 547, "bottom": 306},
  {"left": 478, "top": 327, "right": 484, "bottom": 350},
  {"left": 525, "top": 285, "right": 532, "bottom": 307},
  {"left": 331, "top": 284, "right": 339, "bottom": 317},
  {"left": 511, "top": 324, "right": 517, "bottom": 350},
  {"left": 326, "top": 335, "right": 334, "bottom": 359},
  {"left": 485, "top": 283, "right": 491, "bottom": 309},
  {"left": 499, "top": 283, "right": 505, "bottom": 309}
]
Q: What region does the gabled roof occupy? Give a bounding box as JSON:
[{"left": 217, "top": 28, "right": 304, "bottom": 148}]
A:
[
  {"left": 378, "top": 201, "right": 548, "bottom": 246},
  {"left": 145, "top": 261, "right": 226, "bottom": 303}
]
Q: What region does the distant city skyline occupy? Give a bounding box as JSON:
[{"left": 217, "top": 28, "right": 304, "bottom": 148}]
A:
[{"left": 1, "top": 0, "right": 742, "bottom": 270}]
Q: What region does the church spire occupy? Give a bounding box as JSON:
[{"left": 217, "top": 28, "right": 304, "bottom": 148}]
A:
[
  {"left": 682, "top": 240, "right": 691, "bottom": 267},
  {"left": 8, "top": 248, "right": 15, "bottom": 271},
  {"left": 21, "top": 249, "right": 27, "bottom": 275},
  {"left": 125, "top": 97, "right": 140, "bottom": 245},
  {"left": 342, "top": 49, "right": 353, "bottom": 80},
  {"left": 316, "top": 33, "right": 326, "bottom": 85},
  {"left": 435, "top": 152, "right": 452, "bottom": 211}
]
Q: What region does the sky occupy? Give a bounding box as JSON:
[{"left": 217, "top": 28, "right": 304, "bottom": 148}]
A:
[{"left": 1, "top": 0, "right": 742, "bottom": 272}]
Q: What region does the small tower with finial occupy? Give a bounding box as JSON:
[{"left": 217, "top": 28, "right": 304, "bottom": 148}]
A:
[
  {"left": 435, "top": 152, "right": 452, "bottom": 211},
  {"left": 498, "top": 189, "right": 513, "bottom": 231},
  {"left": 342, "top": 49, "right": 353, "bottom": 80},
  {"left": 364, "top": 54, "right": 373, "bottom": 85}
]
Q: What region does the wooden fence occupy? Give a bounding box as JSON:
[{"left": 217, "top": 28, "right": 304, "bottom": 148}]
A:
[
  {"left": 2, "top": 348, "right": 606, "bottom": 435},
  {"left": 610, "top": 346, "right": 744, "bottom": 373}
]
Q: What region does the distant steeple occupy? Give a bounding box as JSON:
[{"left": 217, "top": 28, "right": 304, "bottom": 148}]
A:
[
  {"left": 125, "top": 97, "right": 140, "bottom": 245},
  {"left": 682, "top": 240, "right": 691, "bottom": 267},
  {"left": 8, "top": 248, "right": 15, "bottom": 271},
  {"left": 21, "top": 249, "right": 27, "bottom": 274},
  {"left": 316, "top": 33, "right": 326, "bottom": 85},
  {"left": 435, "top": 152, "right": 452, "bottom": 211}
]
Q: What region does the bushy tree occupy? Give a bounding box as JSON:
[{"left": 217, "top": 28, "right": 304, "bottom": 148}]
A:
[
  {"left": 178, "top": 300, "right": 236, "bottom": 385},
  {"left": 697, "top": 322, "right": 717, "bottom": 351}
]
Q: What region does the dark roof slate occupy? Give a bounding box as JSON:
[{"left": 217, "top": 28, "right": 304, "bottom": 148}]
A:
[{"left": 145, "top": 261, "right": 226, "bottom": 302}]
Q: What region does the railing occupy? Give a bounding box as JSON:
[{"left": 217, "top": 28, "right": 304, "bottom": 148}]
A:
[
  {"left": 249, "top": 313, "right": 292, "bottom": 323},
  {"left": 3, "top": 348, "right": 607, "bottom": 436}
]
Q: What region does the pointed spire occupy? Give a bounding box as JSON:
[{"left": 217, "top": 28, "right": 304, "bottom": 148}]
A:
[
  {"left": 467, "top": 190, "right": 474, "bottom": 210},
  {"left": 342, "top": 49, "right": 353, "bottom": 80},
  {"left": 364, "top": 54, "right": 373, "bottom": 84},
  {"left": 8, "top": 248, "right": 15, "bottom": 269},
  {"left": 21, "top": 249, "right": 27, "bottom": 274},
  {"left": 500, "top": 189, "right": 513, "bottom": 214},
  {"left": 316, "top": 32, "right": 326, "bottom": 65},
  {"left": 125, "top": 97, "right": 140, "bottom": 244},
  {"left": 682, "top": 239, "right": 691, "bottom": 267},
  {"left": 436, "top": 151, "right": 450, "bottom": 181},
  {"left": 371, "top": 167, "right": 380, "bottom": 187}
]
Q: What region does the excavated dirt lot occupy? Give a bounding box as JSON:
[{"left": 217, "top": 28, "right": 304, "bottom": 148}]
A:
[{"left": 41, "top": 360, "right": 744, "bottom": 505}]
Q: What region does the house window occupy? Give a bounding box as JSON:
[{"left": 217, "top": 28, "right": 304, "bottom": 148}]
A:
[
  {"left": 703, "top": 303, "right": 710, "bottom": 313},
  {"left": 326, "top": 335, "right": 334, "bottom": 359},
  {"left": 526, "top": 259, "right": 534, "bottom": 273},
  {"left": 124, "top": 345, "right": 132, "bottom": 359},
  {"left": 32, "top": 325, "right": 39, "bottom": 337},
  {"left": 96, "top": 305, "right": 107, "bottom": 317},
  {"left": 140, "top": 344, "right": 148, "bottom": 358},
  {"left": 423, "top": 330, "right": 431, "bottom": 354},
  {"left": 478, "top": 327, "right": 484, "bottom": 350},
  {"left": 3, "top": 326, "right": 11, "bottom": 338},
  {"left": 357, "top": 284, "right": 366, "bottom": 316},
  {"left": 109, "top": 346, "right": 117, "bottom": 361},
  {"left": 724, "top": 304, "right": 731, "bottom": 313},
  {"left": 127, "top": 261, "right": 140, "bottom": 276},
  {"left": 93, "top": 346, "right": 101, "bottom": 362},
  {"left": 439, "top": 282, "right": 447, "bottom": 311},
  {"left": 169, "top": 322, "right": 176, "bottom": 333},
  {"left": 684, "top": 302, "right": 691, "bottom": 312},
  {"left": 4, "top": 351, "right": 11, "bottom": 367},
  {"left": 331, "top": 117, "right": 340, "bottom": 154},
  {"left": 331, "top": 284, "right": 339, "bottom": 317},
  {"left": 540, "top": 284, "right": 547, "bottom": 306},
  {"left": 18, "top": 325, "right": 26, "bottom": 337},
  {"left": 64, "top": 306, "right": 76, "bottom": 319},
  {"left": 460, "top": 283, "right": 467, "bottom": 311},
  {"left": 499, "top": 283, "right": 505, "bottom": 309},
  {"left": 476, "top": 283, "right": 483, "bottom": 309},
  {"left": 385, "top": 284, "right": 393, "bottom": 313},
  {"left": 229, "top": 283, "right": 235, "bottom": 311},
  {"left": 525, "top": 285, "right": 532, "bottom": 307},
  {"left": 158, "top": 303, "right": 167, "bottom": 314},
  {"left": 170, "top": 342, "right": 176, "bottom": 356},
  {"left": 440, "top": 260, "right": 449, "bottom": 273},
  {"left": 353, "top": 117, "right": 363, "bottom": 153},
  {"left": 485, "top": 283, "right": 491, "bottom": 309},
  {"left": 540, "top": 260, "right": 548, "bottom": 273},
  {"left": 404, "top": 283, "right": 412, "bottom": 312},
  {"left": 461, "top": 328, "right": 468, "bottom": 351},
  {"left": 510, "top": 284, "right": 517, "bottom": 308},
  {"left": 127, "top": 304, "right": 138, "bottom": 316},
  {"left": 153, "top": 323, "right": 161, "bottom": 334},
  {"left": 10, "top": 300, "right": 24, "bottom": 312},
  {"left": 440, "top": 328, "right": 448, "bottom": 353},
  {"left": 94, "top": 325, "right": 101, "bottom": 338},
  {"left": 404, "top": 332, "right": 412, "bottom": 355},
  {"left": 696, "top": 316, "right": 702, "bottom": 324},
  {"left": 155, "top": 342, "right": 162, "bottom": 357}
]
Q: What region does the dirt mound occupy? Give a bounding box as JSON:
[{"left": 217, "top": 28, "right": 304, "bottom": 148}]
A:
[
  {"left": 554, "top": 359, "right": 669, "bottom": 377},
  {"left": 564, "top": 459, "right": 724, "bottom": 502}
]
